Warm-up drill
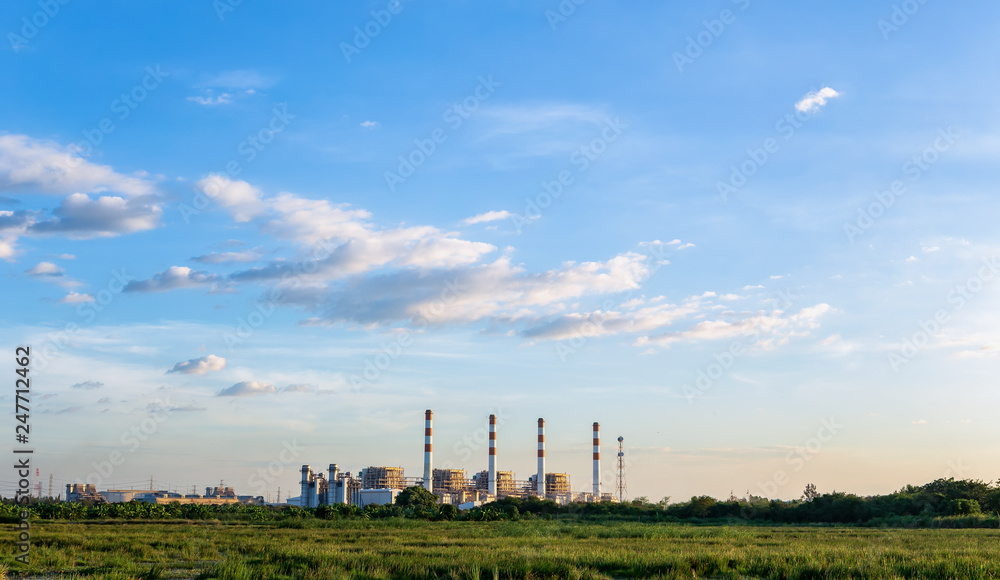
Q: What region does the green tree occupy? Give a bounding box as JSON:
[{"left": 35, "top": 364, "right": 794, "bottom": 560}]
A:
[{"left": 395, "top": 486, "right": 438, "bottom": 509}]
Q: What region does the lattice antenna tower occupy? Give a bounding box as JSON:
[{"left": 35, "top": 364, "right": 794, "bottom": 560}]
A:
[{"left": 616, "top": 436, "right": 627, "bottom": 502}]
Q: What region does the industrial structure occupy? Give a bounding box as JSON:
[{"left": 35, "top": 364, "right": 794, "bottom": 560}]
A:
[
  {"left": 294, "top": 410, "right": 619, "bottom": 509},
  {"left": 64, "top": 483, "right": 263, "bottom": 505},
  {"left": 62, "top": 410, "right": 623, "bottom": 508}
]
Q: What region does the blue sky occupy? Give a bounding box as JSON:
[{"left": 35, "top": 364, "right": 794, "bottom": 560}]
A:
[{"left": 2, "top": 0, "right": 999, "bottom": 502}]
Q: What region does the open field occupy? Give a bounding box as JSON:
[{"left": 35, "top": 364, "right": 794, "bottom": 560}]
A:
[{"left": 3, "top": 520, "right": 1000, "bottom": 579}]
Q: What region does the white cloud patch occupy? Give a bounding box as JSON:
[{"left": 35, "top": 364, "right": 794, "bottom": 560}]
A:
[
  {"left": 218, "top": 381, "right": 275, "bottom": 397},
  {"left": 0, "top": 135, "right": 162, "bottom": 249},
  {"left": 191, "top": 249, "right": 263, "bottom": 264},
  {"left": 25, "top": 261, "right": 64, "bottom": 277},
  {"left": 30, "top": 193, "right": 162, "bottom": 238},
  {"left": 795, "top": 87, "right": 841, "bottom": 113},
  {"left": 635, "top": 304, "right": 834, "bottom": 349},
  {"left": 167, "top": 354, "right": 227, "bottom": 375},
  {"left": 0, "top": 134, "right": 155, "bottom": 197},
  {"left": 953, "top": 343, "right": 1000, "bottom": 359},
  {"left": 194, "top": 175, "right": 267, "bottom": 222},
  {"left": 360, "top": 121, "right": 379, "bottom": 129},
  {"left": 188, "top": 92, "right": 234, "bottom": 106},
  {"left": 60, "top": 291, "right": 94, "bottom": 304},
  {"left": 71, "top": 380, "right": 104, "bottom": 390},
  {"left": 124, "top": 266, "right": 220, "bottom": 293},
  {"left": 464, "top": 210, "right": 512, "bottom": 225}
]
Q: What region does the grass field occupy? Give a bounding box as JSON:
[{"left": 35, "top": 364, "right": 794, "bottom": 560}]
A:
[{"left": 4, "top": 519, "right": 1000, "bottom": 579}]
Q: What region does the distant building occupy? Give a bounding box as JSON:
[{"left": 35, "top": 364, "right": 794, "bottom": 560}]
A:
[
  {"left": 361, "top": 466, "right": 404, "bottom": 490},
  {"left": 65, "top": 484, "right": 102, "bottom": 502},
  {"left": 473, "top": 470, "right": 515, "bottom": 494},
  {"left": 432, "top": 468, "right": 468, "bottom": 493}
]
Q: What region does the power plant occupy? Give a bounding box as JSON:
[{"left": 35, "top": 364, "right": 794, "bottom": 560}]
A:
[
  {"left": 60, "top": 410, "right": 623, "bottom": 508},
  {"left": 296, "top": 411, "right": 620, "bottom": 509}
]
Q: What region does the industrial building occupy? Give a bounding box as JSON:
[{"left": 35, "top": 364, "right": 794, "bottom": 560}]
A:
[
  {"left": 64, "top": 483, "right": 263, "bottom": 505},
  {"left": 294, "top": 411, "right": 619, "bottom": 509}
]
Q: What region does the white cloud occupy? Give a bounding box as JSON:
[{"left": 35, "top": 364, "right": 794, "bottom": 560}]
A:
[
  {"left": 360, "top": 121, "right": 379, "bottom": 129},
  {"left": 635, "top": 304, "right": 834, "bottom": 349},
  {"left": 71, "top": 380, "right": 104, "bottom": 390},
  {"left": 60, "top": 292, "right": 95, "bottom": 304},
  {"left": 218, "top": 381, "right": 275, "bottom": 397},
  {"left": 194, "top": 175, "right": 266, "bottom": 222},
  {"left": 794, "top": 87, "right": 841, "bottom": 113},
  {"left": 188, "top": 92, "right": 234, "bottom": 106},
  {"left": 124, "top": 266, "right": 219, "bottom": 293},
  {"left": 191, "top": 250, "right": 263, "bottom": 264},
  {"left": 30, "top": 193, "right": 162, "bottom": 238},
  {"left": 953, "top": 344, "right": 1000, "bottom": 359},
  {"left": 25, "top": 261, "right": 64, "bottom": 276},
  {"left": 0, "top": 134, "right": 155, "bottom": 197},
  {"left": 167, "top": 354, "right": 227, "bottom": 375},
  {"left": 464, "top": 210, "right": 512, "bottom": 225}
]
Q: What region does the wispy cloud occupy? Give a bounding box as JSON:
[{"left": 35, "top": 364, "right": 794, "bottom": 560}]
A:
[
  {"left": 60, "top": 291, "right": 94, "bottom": 304},
  {"left": 71, "top": 380, "right": 104, "bottom": 390},
  {"left": 25, "top": 261, "right": 64, "bottom": 277},
  {"left": 463, "top": 210, "right": 511, "bottom": 225},
  {"left": 167, "top": 354, "right": 226, "bottom": 375},
  {"left": 795, "top": 87, "right": 841, "bottom": 113},
  {"left": 218, "top": 381, "right": 275, "bottom": 397}
]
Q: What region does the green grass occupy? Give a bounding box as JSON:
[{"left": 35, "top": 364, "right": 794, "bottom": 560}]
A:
[{"left": 4, "top": 519, "right": 1000, "bottom": 579}]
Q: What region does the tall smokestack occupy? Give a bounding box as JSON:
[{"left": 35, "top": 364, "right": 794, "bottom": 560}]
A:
[
  {"left": 593, "top": 422, "right": 601, "bottom": 496},
  {"left": 300, "top": 465, "right": 311, "bottom": 508},
  {"left": 424, "top": 410, "right": 433, "bottom": 492},
  {"left": 488, "top": 414, "right": 497, "bottom": 495},
  {"left": 537, "top": 418, "right": 546, "bottom": 498}
]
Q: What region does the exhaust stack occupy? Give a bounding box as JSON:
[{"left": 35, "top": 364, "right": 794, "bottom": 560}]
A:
[
  {"left": 424, "top": 410, "right": 433, "bottom": 492},
  {"left": 488, "top": 414, "right": 497, "bottom": 495},
  {"left": 537, "top": 418, "right": 546, "bottom": 498},
  {"left": 593, "top": 422, "right": 601, "bottom": 496}
]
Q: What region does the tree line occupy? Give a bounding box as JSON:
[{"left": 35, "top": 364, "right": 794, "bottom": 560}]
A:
[{"left": 4, "top": 478, "right": 999, "bottom": 527}]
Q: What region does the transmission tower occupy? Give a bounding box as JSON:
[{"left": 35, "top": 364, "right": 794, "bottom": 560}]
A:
[
  {"left": 48, "top": 474, "right": 53, "bottom": 498},
  {"left": 616, "top": 436, "right": 627, "bottom": 502}
]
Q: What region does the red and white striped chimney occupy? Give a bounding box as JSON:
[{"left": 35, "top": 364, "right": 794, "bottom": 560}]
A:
[
  {"left": 593, "top": 422, "right": 601, "bottom": 496},
  {"left": 488, "top": 414, "right": 497, "bottom": 495},
  {"left": 424, "top": 410, "right": 433, "bottom": 492},
  {"left": 537, "top": 418, "right": 546, "bottom": 498}
]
